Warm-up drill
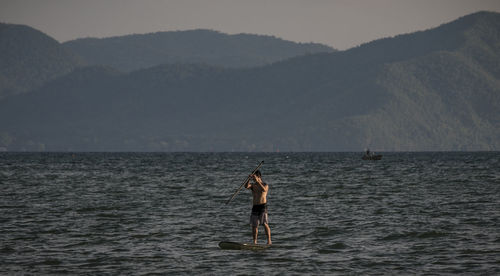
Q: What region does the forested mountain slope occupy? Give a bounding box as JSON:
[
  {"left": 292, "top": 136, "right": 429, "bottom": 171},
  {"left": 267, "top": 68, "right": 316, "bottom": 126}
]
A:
[
  {"left": 0, "top": 23, "right": 82, "bottom": 99},
  {"left": 63, "top": 29, "right": 335, "bottom": 72}
]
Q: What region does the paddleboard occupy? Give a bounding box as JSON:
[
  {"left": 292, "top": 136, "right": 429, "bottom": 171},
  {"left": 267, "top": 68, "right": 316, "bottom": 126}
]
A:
[{"left": 218, "top": 241, "right": 270, "bottom": 250}]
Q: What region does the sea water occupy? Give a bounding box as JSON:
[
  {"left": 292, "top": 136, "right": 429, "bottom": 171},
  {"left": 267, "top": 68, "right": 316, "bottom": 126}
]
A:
[{"left": 1, "top": 152, "right": 499, "bottom": 275}]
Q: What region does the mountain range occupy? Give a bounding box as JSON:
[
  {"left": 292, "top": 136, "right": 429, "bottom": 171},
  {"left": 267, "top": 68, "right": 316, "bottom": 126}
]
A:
[
  {"left": 0, "top": 11, "right": 498, "bottom": 151},
  {"left": 63, "top": 29, "right": 335, "bottom": 72},
  {"left": 0, "top": 23, "right": 82, "bottom": 99}
]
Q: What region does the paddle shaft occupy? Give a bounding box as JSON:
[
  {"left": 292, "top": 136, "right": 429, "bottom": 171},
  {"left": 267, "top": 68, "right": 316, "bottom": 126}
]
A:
[{"left": 226, "top": 160, "right": 264, "bottom": 205}]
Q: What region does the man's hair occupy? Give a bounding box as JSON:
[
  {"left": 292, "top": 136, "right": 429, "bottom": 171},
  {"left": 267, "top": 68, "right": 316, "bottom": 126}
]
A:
[{"left": 254, "top": 170, "right": 262, "bottom": 177}]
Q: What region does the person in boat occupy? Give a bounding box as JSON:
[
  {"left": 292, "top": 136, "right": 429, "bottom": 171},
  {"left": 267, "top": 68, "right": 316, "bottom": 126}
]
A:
[{"left": 245, "top": 170, "right": 272, "bottom": 245}]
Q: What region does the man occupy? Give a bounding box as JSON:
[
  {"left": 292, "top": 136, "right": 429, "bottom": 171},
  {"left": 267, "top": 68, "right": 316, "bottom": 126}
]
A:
[{"left": 245, "top": 170, "right": 271, "bottom": 245}]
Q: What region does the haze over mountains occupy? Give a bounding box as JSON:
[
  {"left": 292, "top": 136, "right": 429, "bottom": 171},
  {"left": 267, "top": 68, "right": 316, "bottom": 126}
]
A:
[{"left": 0, "top": 11, "right": 499, "bottom": 151}]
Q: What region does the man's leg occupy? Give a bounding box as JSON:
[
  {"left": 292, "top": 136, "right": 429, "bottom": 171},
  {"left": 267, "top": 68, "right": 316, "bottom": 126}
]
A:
[
  {"left": 252, "top": 226, "right": 258, "bottom": 244},
  {"left": 263, "top": 223, "right": 272, "bottom": 244}
]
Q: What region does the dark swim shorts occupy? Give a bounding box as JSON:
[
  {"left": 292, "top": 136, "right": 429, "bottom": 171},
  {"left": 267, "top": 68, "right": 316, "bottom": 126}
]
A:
[{"left": 250, "top": 204, "right": 268, "bottom": 227}]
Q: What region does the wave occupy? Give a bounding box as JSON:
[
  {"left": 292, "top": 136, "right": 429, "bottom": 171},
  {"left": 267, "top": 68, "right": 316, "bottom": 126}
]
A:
[{"left": 380, "top": 230, "right": 449, "bottom": 241}]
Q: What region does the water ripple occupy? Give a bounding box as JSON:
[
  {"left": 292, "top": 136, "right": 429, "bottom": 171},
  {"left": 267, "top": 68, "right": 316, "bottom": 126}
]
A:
[{"left": 1, "top": 152, "right": 499, "bottom": 274}]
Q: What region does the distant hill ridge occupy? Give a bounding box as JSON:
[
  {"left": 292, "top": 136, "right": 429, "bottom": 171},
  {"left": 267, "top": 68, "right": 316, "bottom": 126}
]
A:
[
  {"left": 0, "top": 11, "right": 499, "bottom": 151},
  {"left": 0, "top": 23, "right": 82, "bottom": 99},
  {"left": 63, "top": 29, "right": 336, "bottom": 72}
]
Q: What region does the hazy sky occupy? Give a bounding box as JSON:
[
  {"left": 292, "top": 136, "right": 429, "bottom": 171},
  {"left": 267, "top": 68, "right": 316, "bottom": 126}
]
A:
[{"left": 1, "top": 0, "right": 500, "bottom": 50}]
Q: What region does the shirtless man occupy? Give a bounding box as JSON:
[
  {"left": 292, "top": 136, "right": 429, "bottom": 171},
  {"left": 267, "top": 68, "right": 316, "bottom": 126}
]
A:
[{"left": 245, "top": 170, "right": 271, "bottom": 244}]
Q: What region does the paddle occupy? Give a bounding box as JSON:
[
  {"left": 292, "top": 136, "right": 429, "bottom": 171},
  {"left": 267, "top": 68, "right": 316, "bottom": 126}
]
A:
[{"left": 226, "top": 160, "right": 264, "bottom": 205}]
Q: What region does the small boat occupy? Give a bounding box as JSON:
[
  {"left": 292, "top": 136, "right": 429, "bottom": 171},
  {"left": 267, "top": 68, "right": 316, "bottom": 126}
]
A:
[
  {"left": 362, "top": 154, "right": 382, "bottom": 160},
  {"left": 362, "top": 149, "right": 382, "bottom": 160}
]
